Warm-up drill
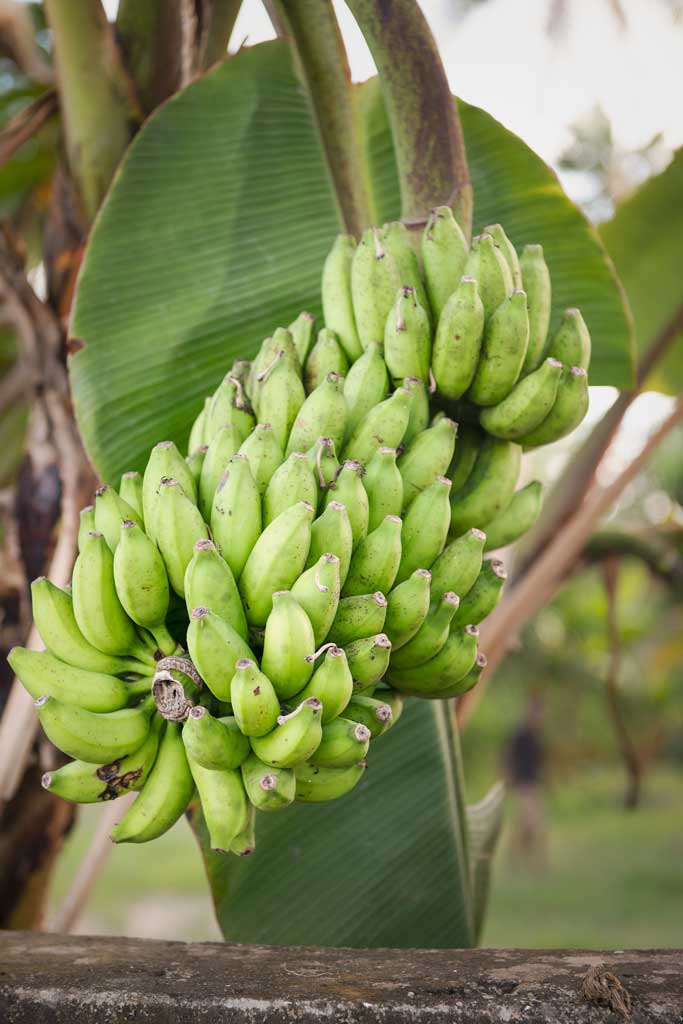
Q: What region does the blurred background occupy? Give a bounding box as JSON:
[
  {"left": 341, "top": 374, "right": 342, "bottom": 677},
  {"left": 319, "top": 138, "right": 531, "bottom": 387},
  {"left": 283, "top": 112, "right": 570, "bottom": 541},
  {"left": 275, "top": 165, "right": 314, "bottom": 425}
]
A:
[{"left": 2, "top": 0, "right": 682, "bottom": 947}]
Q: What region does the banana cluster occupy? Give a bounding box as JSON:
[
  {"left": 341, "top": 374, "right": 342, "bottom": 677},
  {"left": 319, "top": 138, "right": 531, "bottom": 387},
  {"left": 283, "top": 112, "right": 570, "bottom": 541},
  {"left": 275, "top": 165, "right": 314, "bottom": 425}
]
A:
[{"left": 10, "top": 211, "right": 590, "bottom": 857}]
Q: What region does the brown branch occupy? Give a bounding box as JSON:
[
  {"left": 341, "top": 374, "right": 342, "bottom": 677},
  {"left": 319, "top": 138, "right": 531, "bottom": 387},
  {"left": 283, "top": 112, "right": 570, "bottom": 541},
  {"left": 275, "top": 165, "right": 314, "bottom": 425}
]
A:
[{"left": 0, "top": 89, "right": 58, "bottom": 170}]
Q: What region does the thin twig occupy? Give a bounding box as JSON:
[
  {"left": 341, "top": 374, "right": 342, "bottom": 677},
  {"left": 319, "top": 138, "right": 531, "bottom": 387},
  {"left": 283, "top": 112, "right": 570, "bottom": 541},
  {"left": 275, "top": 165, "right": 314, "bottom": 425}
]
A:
[{"left": 0, "top": 89, "right": 58, "bottom": 169}]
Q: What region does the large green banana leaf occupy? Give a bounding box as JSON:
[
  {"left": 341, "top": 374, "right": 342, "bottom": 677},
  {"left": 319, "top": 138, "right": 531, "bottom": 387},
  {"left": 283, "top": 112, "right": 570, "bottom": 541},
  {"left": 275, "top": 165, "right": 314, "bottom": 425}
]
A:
[
  {"left": 70, "top": 40, "right": 633, "bottom": 484},
  {"left": 600, "top": 149, "right": 683, "bottom": 395}
]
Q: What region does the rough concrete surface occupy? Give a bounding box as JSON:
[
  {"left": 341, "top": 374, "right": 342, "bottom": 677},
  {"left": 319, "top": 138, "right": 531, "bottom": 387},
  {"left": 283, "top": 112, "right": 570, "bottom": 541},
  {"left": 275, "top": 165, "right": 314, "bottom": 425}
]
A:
[{"left": 1, "top": 931, "right": 681, "bottom": 1023}]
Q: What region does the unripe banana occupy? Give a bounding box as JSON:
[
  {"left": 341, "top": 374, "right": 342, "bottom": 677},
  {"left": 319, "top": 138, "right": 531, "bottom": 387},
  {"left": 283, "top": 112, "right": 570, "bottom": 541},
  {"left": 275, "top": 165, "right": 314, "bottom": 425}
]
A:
[
  {"left": 307, "top": 500, "right": 354, "bottom": 585},
  {"left": 388, "top": 624, "right": 478, "bottom": 695},
  {"left": 384, "top": 568, "right": 431, "bottom": 650},
  {"left": 343, "top": 342, "right": 389, "bottom": 441},
  {"left": 452, "top": 559, "right": 506, "bottom": 627},
  {"left": 257, "top": 349, "right": 306, "bottom": 451},
  {"left": 468, "top": 289, "right": 530, "bottom": 406},
  {"left": 297, "top": 644, "right": 353, "bottom": 723},
  {"left": 182, "top": 707, "right": 250, "bottom": 771},
  {"left": 294, "top": 759, "right": 366, "bottom": 803},
  {"left": 430, "top": 527, "right": 486, "bottom": 603},
  {"left": 363, "top": 447, "right": 403, "bottom": 530},
  {"left": 342, "top": 515, "right": 402, "bottom": 597},
  {"left": 479, "top": 357, "right": 563, "bottom": 440},
  {"left": 290, "top": 553, "right": 341, "bottom": 647},
  {"left": 241, "top": 752, "right": 296, "bottom": 811},
  {"left": 206, "top": 374, "right": 255, "bottom": 444},
  {"left": 238, "top": 422, "right": 284, "bottom": 496},
  {"left": 35, "top": 694, "right": 154, "bottom": 763},
  {"left": 230, "top": 658, "right": 281, "bottom": 737},
  {"left": 322, "top": 235, "right": 362, "bottom": 361},
  {"left": 42, "top": 715, "right": 163, "bottom": 803},
  {"left": 324, "top": 461, "right": 369, "bottom": 546},
  {"left": 250, "top": 330, "right": 300, "bottom": 414},
  {"left": 398, "top": 418, "right": 457, "bottom": 508},
  {"left": 285, "top": 373, "right": 347, "bottom": 458},
  {"left": 188, "top": 398, "right": 208, "bottom": 453},
  {"left": 186, "top": 446, "right": 207, "bottom": 486},
  {"left": 448, "top": 423, "right": 482, "bottom": 492},
  {"left": 229, "top": 358, "right": 252, "bottom": 394},
  {"left": 304, "top": 328, "right": 349, "bottom": 393},
  {"left": 9, "top": 647, "right": 149, "bottom": 713},
  {"left": 344, "top": 694, "right": 393, "bottom": 738},
  {"left": 431, "top": 276, "right": 485, "bottom": 399},
  {"left": 142, "top": 441, "right": 197, "bottom": 542},
  {"left": 380, "top": 221, "right": 430, "bottom": 315},
  {"left": 184, "top": 539, "right": 248, "bottom": 640},
  {"left": 520, "top": 366, "right": 589, "bottom": 448},
  {"left": 308, "top": 717, "right": 370, "bottom": 768},
  {"left": 389, "top": 592, "right": 459, "bottom": 670},
  {"left": 94, "top": 484, "right": 143, "bottom": 552},
  {"left": 188, "top": 757, "right": 249, "bottom": 852},
  {"left": 155, "top": 478, "right": 209, "bottom": 596},
  {"left": 519, "top": 243, "right": 552, "bottom": 372},
  {"left": 395, "top": 476, "right": 451, "bottom": 584},
  {"left": 187, "top": 606, "right": 254, "bottom": 701},
  {"left": 342, "top": 386, "right": 412, "bottom": 466},
  {"left": 230, "top": 802, "right": 256, "bottom": 857},
  {"left": 198, "top": 424, "right": 243, "bottom": 519},
  {"left": 263, "top": 451, "right": 318, "bottom": 526},
  {"left": 401, "top": 376, "right": 430, "bottom": 443},
  {"left": 344, "top": 633, "right": 392, "bottom": 693},
  {"left": 484, "top": 481, "right": 543, "bottom": 552},
  {"left": 485, "top": 224, "right": 522, "bottom": 289},
  {"left": 547, "top": 307, "right": 591, "bottom": 370},
  {"left": 351, "top": 226, "right": 402, "bottom": 350},
  {"left": 239, "top": 501, "right": 314, "bottom": 627},
  {"left": 261, "top": 591, "right": 315, "bottom": 699},
  {"left": 113, "top": 520, "right": 175, "bottom": 655},
  {"left": 430, "top": 651, "right": 487, "bottom": 699},
  {"left": 306, "top": 436, "right": 340, "bottom": 498},
  {"left": 288, "top": 311, "right": 316, "bottom": 366},
  {"left": 384, "top": 286, "right": 431, "bottom": 382},
  {"left": 111, "top": 721, "right": 194, "bottom": 843},
  {"left": 421, "top": 206, "right": 469, "bottom": 319},
  {"left": 30, "top": 577, "right": 144, "bottom": 676},
  {"left": 250, "top": 697, "right": 323, "bottom": 768},
  {"left": 329, "top": 591, "right": 387, "bottom": 647},
  {"left": 380, "top": 687, "right": 404, "bottom": 724},
  {"left": 78, "top": 505, "right": 95, "bottom": 551},
  {"left": 119, "top": 470, "right": 144, "bottom": 521},
  {"left": 449, "top": 438, "right": 521, "bottom": 536},
  {"left": 210, "top": 454, "right": 261, "bottom": 579},
  {"left": 464, "top": 232, "right": 513, "bottom": 321}
]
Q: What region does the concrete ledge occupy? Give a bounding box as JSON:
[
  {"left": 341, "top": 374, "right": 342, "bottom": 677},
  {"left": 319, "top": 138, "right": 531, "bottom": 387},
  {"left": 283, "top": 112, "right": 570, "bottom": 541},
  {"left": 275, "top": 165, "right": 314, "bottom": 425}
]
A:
[{"left": 1, "top": 931, "right": 681, "bottom": 1022}]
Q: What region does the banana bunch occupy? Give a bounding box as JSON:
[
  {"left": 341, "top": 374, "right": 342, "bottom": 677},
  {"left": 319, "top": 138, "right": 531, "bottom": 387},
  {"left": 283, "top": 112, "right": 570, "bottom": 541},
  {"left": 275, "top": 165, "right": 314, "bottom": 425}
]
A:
[{"left": 11, "top": 211, "right": 590, "bottom": 857}]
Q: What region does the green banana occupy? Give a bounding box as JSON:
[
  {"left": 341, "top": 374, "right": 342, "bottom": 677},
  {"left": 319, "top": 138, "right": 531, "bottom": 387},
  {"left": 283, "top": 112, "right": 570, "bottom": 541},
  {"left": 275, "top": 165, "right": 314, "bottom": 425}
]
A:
[
  {"left": 230, "top": 658, "right": 281, "bottom": 737},
  {"left": 452, "top": 559, "right": 506, "bottom": 627},
  {"left": 421, "top": 206, "right": 469, "bottom": 320},
  {"left": 384, "top": 285, "right": 431, "bottom": 382},
  {"left": 381, "top": 221, "right": 430, "bottom": 315},
  {"left": 468, "top": 289, "right": 530, "bottom": 406},
  {"left": 250, "top": 330, "right": 300, "bottom": 414},
  {"left": 238, "top": 423, "right": 283, "bottom": 496},
  {"left": 35, "top": 694, "right": 154, "bottom": 764},
  {"left": 304, "top": 328, "right": 349, "bottom": 393},
  {"left": 288, "top": 311, "right": 316, "bottom": 366},
  {"left": 119, "top": 471, "right": 144, "bottom": 521},
  {"left": 484, "top": 481, "right": 543, "bottom": 551},
  {"left": 182, "top": 707, "right": 250, "bottom": 771},
  {"left": 142, "top": 440, "right": 197, "bottom": 542},
  {"left": 343, "top": 342, "right": 389, "bottom": 441},
  {"left": 113, "top": 520, "right": 175, "bottom": 656},
  {"left": 401, "top": 376, "right": 430, "bottom": 443},
  {"left": 230, "top": 802, "right": 256, "bottom": 857},
  {"left": 210, "top": 455, "right": 261, "bottom": 579},
  {"left": 479, "top": 357, "right": 563, "bottom": 440},
  {"left": 263, "top": 451, "right": 318, "bottom": 526},
  {"left": 257, "top": 347, "right": 306, "bottom": 451},
  {"left": 308, "top": 717, "right": 370, "bottom": 768},
  {"left": 206, "top": 374, "right": 255, "bottom": 444},
  {"left": 261, "top": 590, "right": 315, "bottom": 699},
  {"left": 344, "top": 633, "right": 392, "bottom": 693},
  {"left": 398, "top": 417, "right": 457, "bottom": 508},
  {"left": 395, "top": 476, "right": 451, "bottom": 584},
  {"left": 187, "top": 606, "right": 253, "bottom": 701},
  {"left": 42, "top": 716, "right": 163, "bottom": 803},
  {"left": 351, "top": 226, "right": 402, "bottom": 350},
  {"left": 343, "top": 695, "right": 393, "bottom": 738},
  {"left": 363, "top": 446, "right": 403, "bottom": 530},
  {"left": 186, "top": 446, "right": 207, "bottom": 486},
  {"left": 78, "top": 505, "right": 95, "bottom": 551},
  {"left": 188, "top": 397, "right": 209, "bottom": 453},
  {"left": 485, "top": 223, "right": 522, "bottom": 288},
  {"left": 307, "top": 500, "right": 354, "bottom": 585},
  {"left": 188, "top": 757, "right": 248, "bottom": 852},
  {"left": 520, "top": 366, "right": 589, "bottom": 448},
  {"left": 449, "top": 437, "right": 522, "bottom": 536},
  {"left": 431, "top": 651, "right": 487, "bottom": 699},
  {"left": 431, "top": 276, "right": 485, "bottom": 399},
  {"left": 9, "top": 647, "right": 149, "bottom": 713},
  {"left": 198, "top": 424, "right": 243, "bottom": 519},
  {"left": 547, "top": 307, "right": 591, "bottom": 370},
  {"left": 430, "top": 527, "right": 486, "bottom": 603},
  {"left": 324, "top": 461, "right": 369, "bottom": 546},
  {"left": 111, "top": 722, "right": 194, "bottom": 843},
  {"left": 294, "top": 759, "right": 366, "bottom": 803},
  {"left": 183, "top": 539, "right": 247, "bottom": 640},
  {"left": 250, "top": 697, "right": 323, "bottom": 768},
  {"left": 241, "top": 752, "right": 296, "bottom": 811},
  {"left": 342, "top": 515, "right": 402, "bottom": 597},
  {"left": 519, "top": 243, "right": 552, "bottom": 372},
  {"left": 342, "top": 386, "right": 412, "bottom": 466},
  {"left": 297, "top": 644, "right": 353, "bottom": 723},
  {"left": 321, "top": 235, "right": 362, "bottom": 361},
  {"left": 383, "top": 568, "right": 431, "bottom": 650},
  {"left": 329, "top": 591, "right": 387, "bottom": 647},
  {"left": 239, "top": 500, "right": 314, "bottom": 627},
  {"left": 285, "top": 373, "right": 347, "bottom": 459},
  {"left": 388, "top": 625, "right": 479, "bottom": 695},
  {"left": 290, "top": 553, "right": 341, "bottom": 647},
  {"left": 463, "top": 232, "right": 513, "bottom": 321},
  {"left": 94, "top": 484, "right": 142, "bottom": 552},
  {"left": 448, "top": 423, "right": 482, "bottom": 492},
  {"left": 389, "top": 591, "right": 459, "bottom": 670},
  {"left": 380, "top": 688, "right": 404, "bottom": 725},
  {"left": 306, "top": 435, "right": 340, "bottom": 498},
  {"left": 155, "top": 478, "right": 209, "bottom": 596}
]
